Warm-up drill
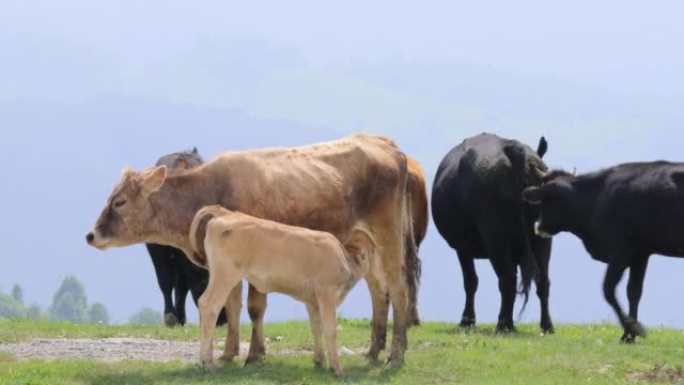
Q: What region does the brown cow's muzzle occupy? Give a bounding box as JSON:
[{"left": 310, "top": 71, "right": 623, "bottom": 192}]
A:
[{"left": 86, "top": 229, "right": 109, "bottom": 250}]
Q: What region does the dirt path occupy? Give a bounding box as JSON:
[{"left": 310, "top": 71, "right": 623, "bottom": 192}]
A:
[
  {"left": 0, "top": 338, "right": 252, "bottom": 363},
  {"left": 0, "top": 338, "right": 360, "bottom": 363}
]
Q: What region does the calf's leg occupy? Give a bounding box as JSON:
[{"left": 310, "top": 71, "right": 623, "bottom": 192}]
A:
[
  {"left": 305, "top": 302, "right": 325, "bottom": 368},
  {"left": 245, "top": 284, "right": 267, "bottom": 365},
  {"left": 318, "top": 292, "right": 342, "bottom": 376},
  {"left": 219, "top": 282, "right": 243, "bottom": 363},
  {"left": 198, "top": 274, "right": 240, "bottom": 369}
]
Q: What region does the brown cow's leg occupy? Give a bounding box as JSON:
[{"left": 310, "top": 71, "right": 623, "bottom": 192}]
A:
[
  {"left": 245, "top": 284, "right": 267, "bottom": 365},
  {"left": 374, "top": 215, "right": 409, "bottom": 366},
  {"left": 364, "top": 272, "right": 389, "bottom": 362},
  {"left": 305, "top": 302, "right": 325, "bottom": 368},
  {"left": 318, "top": 292, "right": 342, "bottom": 376},
  {"left": 219, "top": 282, "right": 243, "bottom": 363},
  {"left": 198, "top": 275, "right": 239, "bottom": 369}
]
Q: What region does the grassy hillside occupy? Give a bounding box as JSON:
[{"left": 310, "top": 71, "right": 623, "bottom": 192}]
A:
[{"left": 0, "top": 319, "right": 682, "bottom": 384}]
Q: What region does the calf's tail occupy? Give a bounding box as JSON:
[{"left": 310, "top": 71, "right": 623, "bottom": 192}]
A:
[{"left": 188, "top": 205, "right": 225, "bottom": 268}]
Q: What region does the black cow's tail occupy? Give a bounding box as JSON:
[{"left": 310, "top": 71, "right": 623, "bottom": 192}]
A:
[{"left": 503, "top": 143, "right": 538, "bottom": 314}]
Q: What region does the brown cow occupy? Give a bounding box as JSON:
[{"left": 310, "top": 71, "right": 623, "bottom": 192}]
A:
[
  {"left": 86, "top": 133, "right": 417, "bottom": 365},
  {"left": 189, "top": 205, "right": 374, "bottom": 375}
]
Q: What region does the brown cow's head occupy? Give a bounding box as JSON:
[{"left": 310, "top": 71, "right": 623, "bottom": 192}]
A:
[{"left": 86, "top": 166, "right": 167, "bottom": 249}]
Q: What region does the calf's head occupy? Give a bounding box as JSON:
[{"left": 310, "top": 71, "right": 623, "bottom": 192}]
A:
[
  {"left": 86, "top": 166, "right": 168, "bottom": 249},
  {"left": 522, "top": 170, "right": 575, "bottom": 238}
]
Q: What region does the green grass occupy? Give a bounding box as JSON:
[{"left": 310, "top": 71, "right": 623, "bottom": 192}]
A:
[{"left": 1, "top": 318, "right": 683, "bottom": 384}]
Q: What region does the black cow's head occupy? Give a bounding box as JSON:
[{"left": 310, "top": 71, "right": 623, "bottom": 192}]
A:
[{"left": 522, "top": 170, "right": 575, "bottom": 238}]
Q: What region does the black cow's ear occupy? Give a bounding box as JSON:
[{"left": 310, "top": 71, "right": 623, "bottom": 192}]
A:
[
  {"left": 192, "top": 147, "right": 198, "bottom": 154},
  {"left": 537, "top": 136, "right": 548, "bottom": 159},
  {"left": 522, "top": 186, "right": 544, "bottom": 204}
]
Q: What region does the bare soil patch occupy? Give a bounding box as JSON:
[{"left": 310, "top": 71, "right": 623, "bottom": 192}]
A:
[
  {"left": 630, "top": 364, "right": 684, "bottom": 384},
  {"left": 0, "top": 338, "right": 250, "bottom": 363}
]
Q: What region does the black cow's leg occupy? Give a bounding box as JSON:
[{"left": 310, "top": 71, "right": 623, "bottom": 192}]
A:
[
  {"left": 534, "top": 241, "right": 554, "bottom": 334},
  {"left": 490, "top": 257, "right": 517, "bottom": 333},
  {"left": 623, "top": 257, "right": 649, "bottom": 343},
  {"left": 603, "top": 261, "right": 645, "bottom": 343},
  {"left": 174, "top": 276, "right": 189, "bottom": 326},
  {"left": 146, "top": 244, "right": 179, "bottom": 327},
  {"left": 455, "top": 248, "right": 478, "bottom": 328}
]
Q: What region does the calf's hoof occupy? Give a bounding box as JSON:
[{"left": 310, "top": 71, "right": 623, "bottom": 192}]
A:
[
  {"left": 200, "top": 361, "right": 215, "bottom": 372},
  {"left": 331, "top": 365, "right": 343, "bottom": 377},
  {"left": 164, "top": 313, "right": 179, "bottom": 327}
]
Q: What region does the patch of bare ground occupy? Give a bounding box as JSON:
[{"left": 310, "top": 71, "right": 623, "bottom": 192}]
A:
[
  {"left": 629, "top": 364, "right": 684, "bottom": 384},
  {"left": 0, "top": 337, "right": 362, "bottom": 363}
]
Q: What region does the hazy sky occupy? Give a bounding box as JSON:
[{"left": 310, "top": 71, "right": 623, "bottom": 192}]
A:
[{"left": 2, "top": 0, "right": 684, "bottom": 328}]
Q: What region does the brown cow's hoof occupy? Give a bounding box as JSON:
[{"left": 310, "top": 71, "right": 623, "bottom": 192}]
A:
[
  {"left": 164, "top": 313, "right": 179, "bottom": 327},
  {"left": 218, "top": 354, "right": 236, "bottom": 363},
  {"left": 385, "top": 355, "right": 405, "bottom": 368},
  {"left": 364, "top": 349, "right": 381, "bottom": 364},
  {"left": 201, "top": 361, "right": 215, "bottom": 372},
  {"left": 331, "top": 366, "right": 343, "bottom": 377},
  {"left": 244, "top": 355, "right": 265, "bottom": 366}
]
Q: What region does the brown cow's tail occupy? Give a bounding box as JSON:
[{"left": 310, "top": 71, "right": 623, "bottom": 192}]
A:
[
  {"left": 402, "top": 157, "right": 422, "bottom": 327},
  {"left": 188, "top": 205, "right": 225, "bottom": 268}
]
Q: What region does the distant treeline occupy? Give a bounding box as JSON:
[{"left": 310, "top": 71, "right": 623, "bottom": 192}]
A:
[{"left": 0, "top": 276, "right": 163, "bottom": 325}]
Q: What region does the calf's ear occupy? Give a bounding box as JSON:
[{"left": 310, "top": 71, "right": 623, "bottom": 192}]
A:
[
  {"left": 522, "top": 186, "right": 544, "bottom": 204},
  {"left": 537, "top": 136, "right": 548, "bottom": 159},
  {"left": 141, "top": 166, "right": 168, "bottom": 198}
]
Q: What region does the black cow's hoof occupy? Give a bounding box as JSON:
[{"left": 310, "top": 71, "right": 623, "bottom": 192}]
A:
[
  {"left": 540, "top": 323, "right": 555, "bottom": 335},
  {"left": 620, "top": 333, "right": 636, "bottom": 344},
  {"left": 164, "top": 313, "right": 179, "bottom": 327},
  {"left": 495, "top": 323, "right": 516, "bottom": 334},
  {"left": 459, "top": 316, "right": 476, "bottom": 329}
]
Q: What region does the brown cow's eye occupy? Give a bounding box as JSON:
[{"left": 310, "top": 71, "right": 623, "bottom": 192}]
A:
[{"left": 113, "top": 199, "right": 127, "bottom": 208}]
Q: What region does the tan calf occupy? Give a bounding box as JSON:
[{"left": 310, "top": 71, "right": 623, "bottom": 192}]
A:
[{"left": 189, "top": 205, "right": 374, "bottom": 375}]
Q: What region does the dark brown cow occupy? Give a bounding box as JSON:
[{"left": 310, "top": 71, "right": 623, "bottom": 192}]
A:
[{"left": 86, "top": 134, "right": 418, "bottom": 366}]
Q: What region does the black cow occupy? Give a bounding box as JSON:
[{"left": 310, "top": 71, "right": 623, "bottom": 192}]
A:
[
  {"left": 523, "top": 161, "right": 684, "bottom": 342},
  {"left": 147, "top": 148, "right": 226, "bottom": 326},
  {"left": 432, "top": 133, "right": 553, "bottom": 333}
]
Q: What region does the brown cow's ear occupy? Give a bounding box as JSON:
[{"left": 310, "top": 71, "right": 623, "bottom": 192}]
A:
[
  {"left": 121, "top": 167, "right": 134, "bottom": 179},
  {"left": 141, "top": 166, "right": 167, "bottom": 198},
  {"left": 522, "top": 186, "right": 544, "bottom": 205}
]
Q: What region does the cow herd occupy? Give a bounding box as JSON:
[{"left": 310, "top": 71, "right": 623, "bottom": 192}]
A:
[{"left": 85, "top": 132, "right": 684, "bottom": 375}]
